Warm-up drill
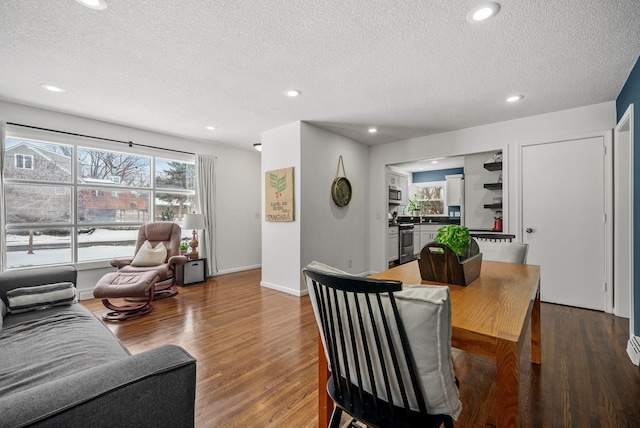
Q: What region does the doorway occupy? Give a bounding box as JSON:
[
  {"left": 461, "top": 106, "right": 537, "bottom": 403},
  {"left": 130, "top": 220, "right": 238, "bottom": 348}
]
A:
[{"left": 614, "top": 104, "right": 633, "bottom": 319}]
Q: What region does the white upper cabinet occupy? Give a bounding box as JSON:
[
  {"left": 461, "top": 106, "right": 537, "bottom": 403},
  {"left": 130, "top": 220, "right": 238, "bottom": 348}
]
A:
[
  {"left": 445, "top": 174, "right": 464, "bottom": 206},
  {"left": 387, "top": 169, "right": 408, "bottom": 205}
]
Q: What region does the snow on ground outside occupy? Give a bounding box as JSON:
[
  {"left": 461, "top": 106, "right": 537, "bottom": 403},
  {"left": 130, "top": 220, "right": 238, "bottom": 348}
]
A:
[{"left": 6, "top": 229, "right": 138, "bottom": 268}]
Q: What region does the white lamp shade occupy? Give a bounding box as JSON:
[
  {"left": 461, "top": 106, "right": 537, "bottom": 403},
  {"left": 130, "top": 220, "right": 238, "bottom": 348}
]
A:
[{"left": 183, "top": 214, "right": 206, "bottom": 230}]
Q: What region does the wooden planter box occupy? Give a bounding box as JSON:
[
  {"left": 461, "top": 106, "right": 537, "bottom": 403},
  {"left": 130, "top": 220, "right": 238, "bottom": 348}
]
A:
[{"left": 418, "top": 240, "right": 482, "bottom": 286}]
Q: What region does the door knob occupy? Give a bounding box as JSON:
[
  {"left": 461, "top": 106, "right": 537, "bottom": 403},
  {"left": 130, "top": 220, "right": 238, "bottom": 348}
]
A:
[{"left": 526, "top": 228, "right": 533, "bottom": 233}]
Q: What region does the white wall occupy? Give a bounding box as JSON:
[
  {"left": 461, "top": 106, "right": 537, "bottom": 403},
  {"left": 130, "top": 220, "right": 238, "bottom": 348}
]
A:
[
  {"left": 214, "top": 146, "right": 262, "bottom": 274},
  {"left": 0, "top": 100, "right": 262, "bottom": 298},
  {"left": 260, "top": 122, "right": 302, "bottom": 295},
  {"left": 260, "top": 121, "right": 370, "bottom": 296},
  {"left": 369, "top": 102, "right": 617, "bottom": 272},
  {"left": 300, "top": 123, "right": 370, "bottom": 275}
]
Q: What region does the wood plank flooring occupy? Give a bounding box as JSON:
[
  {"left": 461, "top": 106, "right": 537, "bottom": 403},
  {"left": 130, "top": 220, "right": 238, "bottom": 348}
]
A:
[{"left": 82, "top": 269, "right": 640, "bottom": 427}]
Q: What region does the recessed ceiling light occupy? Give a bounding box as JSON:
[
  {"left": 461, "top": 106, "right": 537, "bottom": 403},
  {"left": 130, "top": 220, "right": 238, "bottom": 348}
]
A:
[
  {"left": 205, "top": 126, "right": 216, "bottom": 130},
  {"left": 368, "top": 127, "right": 378, "bottom": 133},
  {"left": 41, "top": 84, "right": 65, "bottom": 93},
  {"left": 467, "top": 2, "right": 500, "bottom": 23},
  {"left": 284, "top": 89, "right": 301, "bottom": 97},
  {"left": 253, "top": 143, "right": 262, "bottom": 152},
  {"left": 431, "top": 160, "right": 439, "bottom": 164},
  {"left": 506, "top": 95, "right": 524, "bottom": 103},
  {"left": 75, "top": 0, "right": 108, "bottom": 10}
]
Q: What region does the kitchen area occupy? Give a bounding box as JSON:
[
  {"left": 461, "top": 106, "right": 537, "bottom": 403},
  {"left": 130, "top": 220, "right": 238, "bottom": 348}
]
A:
[{"left": 387, "top": 150, "right": 504, "bottom": 266}]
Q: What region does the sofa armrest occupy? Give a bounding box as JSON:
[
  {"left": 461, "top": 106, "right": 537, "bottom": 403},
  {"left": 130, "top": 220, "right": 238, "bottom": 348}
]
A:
[
  {"left": 0, "top": 344, "right": 197, "bottom": 428},
  {"left": 0, "top": 265, "right": 77, "bottom": 305},
  {"left": 110, "top": 257, "right": 134, "bottom": 269}
]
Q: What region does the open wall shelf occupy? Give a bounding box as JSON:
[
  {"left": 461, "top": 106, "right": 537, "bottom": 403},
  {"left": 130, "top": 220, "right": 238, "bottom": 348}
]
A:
[
  {"left": 484, "top": 182, "right": 503, "bottom": 190},
  {"left": 483, "top": 161, "right": 502, "bottom": 171}
]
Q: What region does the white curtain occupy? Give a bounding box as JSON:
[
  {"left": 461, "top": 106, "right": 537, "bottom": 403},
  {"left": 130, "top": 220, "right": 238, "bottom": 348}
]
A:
[
  {"left": 0, "top": 122, "right": 6, "bottom": 272},
  {"left": 196, "top": 154, "right": 217, "bottom": 276}
]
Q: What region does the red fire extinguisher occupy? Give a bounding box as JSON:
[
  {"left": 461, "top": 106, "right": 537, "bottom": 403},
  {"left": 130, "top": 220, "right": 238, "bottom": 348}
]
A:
[{"left": 493, "top": 210, "right": 503, "bottom": 231}]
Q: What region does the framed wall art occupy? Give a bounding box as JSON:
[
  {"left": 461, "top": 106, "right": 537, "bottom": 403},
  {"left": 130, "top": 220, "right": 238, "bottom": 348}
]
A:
[{"left": 265, "top": 167, "right": 294, "bottom": 222}]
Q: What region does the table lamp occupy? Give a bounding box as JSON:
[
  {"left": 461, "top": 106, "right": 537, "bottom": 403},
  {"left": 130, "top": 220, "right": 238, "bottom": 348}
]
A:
[{"left": 183, "top": 214, "right": 206, "bottom": 259}]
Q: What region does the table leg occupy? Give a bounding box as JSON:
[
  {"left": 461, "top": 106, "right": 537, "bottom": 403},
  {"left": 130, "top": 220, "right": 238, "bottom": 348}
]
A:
[
  {"left": 496, "top": 338, "right": 519, "bottom": 428},
  {"left": 318, "top": 337, "right": 331, "bottom": 427},
  {"left": 531, "top": 288, "right": 541, "bottom": 364}
]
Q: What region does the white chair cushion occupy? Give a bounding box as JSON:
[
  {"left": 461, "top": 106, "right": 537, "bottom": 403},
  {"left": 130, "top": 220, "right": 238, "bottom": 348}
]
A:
[
  {"left": 477, "top": 241, "right": 529, "bottom": 263},
  {"left": 304, "top": 261, "right": 462, "bottom": 419},
  {"left": 131, "top": 240, "right": 167, "bottom": 266}
]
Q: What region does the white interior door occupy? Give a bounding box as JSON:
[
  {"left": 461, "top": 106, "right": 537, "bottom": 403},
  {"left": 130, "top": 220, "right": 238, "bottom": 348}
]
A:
[{"left": 522, "top": 137, "right": 606, "bottom": 310}]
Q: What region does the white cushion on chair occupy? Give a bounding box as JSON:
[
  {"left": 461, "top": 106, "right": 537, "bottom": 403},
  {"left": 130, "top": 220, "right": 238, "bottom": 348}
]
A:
[
  {"left": 304, "top": 261, "right": 462, "bottom": 419},
  {"left": 131, "top": 240, "right": 167, "bottom": 266}
]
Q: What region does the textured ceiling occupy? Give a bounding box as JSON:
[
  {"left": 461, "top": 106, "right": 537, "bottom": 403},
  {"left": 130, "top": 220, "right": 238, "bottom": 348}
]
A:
[{"left": 1, "top": 1, "right": 639, "bottom": 151}]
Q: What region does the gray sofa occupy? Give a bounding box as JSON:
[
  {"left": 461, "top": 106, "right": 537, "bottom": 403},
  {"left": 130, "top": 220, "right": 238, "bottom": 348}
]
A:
[{"left": 0, "top": 265, "right": 197, "bottom": 427}]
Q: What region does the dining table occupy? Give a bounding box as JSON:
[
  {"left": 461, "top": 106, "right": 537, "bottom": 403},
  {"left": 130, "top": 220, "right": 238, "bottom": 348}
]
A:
[{"left": 316, "top": 259, "right": 541, "bottom": 428}]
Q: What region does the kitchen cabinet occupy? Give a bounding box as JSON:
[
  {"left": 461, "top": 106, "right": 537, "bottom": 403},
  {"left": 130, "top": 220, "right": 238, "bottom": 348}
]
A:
[
  {"left": 445, "top": 174, "right": 464, "bottom": 206},
  {"left": 415, "top": 224, "right": 440, "bottom": 255},
  {"left": 398, "top": 175, "right": 408, "bottom": 205},
  {"left": 388, "top": 228, "right": 399, "bottom": 262},
  {"left": 387, "top": 170, "right": 408, "bottom": 205}
]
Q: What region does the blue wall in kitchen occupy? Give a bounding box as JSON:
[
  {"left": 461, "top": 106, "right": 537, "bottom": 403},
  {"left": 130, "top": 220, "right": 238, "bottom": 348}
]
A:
[
  {"left": 616, "top": 54, "right": 640, "bottom": 336},
  {"left": 412, "top": 167, "right": 464, "bottom": 183}
]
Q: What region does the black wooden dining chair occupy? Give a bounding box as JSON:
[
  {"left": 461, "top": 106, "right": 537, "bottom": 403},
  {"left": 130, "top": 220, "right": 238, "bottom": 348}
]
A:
[{"left": 303, "top": 265, "right": 457, "bottom": 428}]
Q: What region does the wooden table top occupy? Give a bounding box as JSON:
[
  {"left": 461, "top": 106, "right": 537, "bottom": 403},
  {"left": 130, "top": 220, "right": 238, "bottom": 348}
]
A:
[{"left": 369, "top": 260, "right": 541, "bottom": 358}]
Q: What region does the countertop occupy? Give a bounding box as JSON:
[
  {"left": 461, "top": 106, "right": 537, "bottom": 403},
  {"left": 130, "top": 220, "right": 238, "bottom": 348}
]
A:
[{"left": 389, "top": 216, "right": 461, "bottom": 227}]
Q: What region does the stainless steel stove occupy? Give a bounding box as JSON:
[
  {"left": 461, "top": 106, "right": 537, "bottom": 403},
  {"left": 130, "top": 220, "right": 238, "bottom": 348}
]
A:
[{"left": 398, "top": 223, "right": 414, "bottom": 264}]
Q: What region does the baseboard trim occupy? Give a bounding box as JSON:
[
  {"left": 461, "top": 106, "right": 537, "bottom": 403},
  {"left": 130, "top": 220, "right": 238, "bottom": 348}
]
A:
[
  {"left": 260, "top": 280, "right": 308, "bottom": 297},
  {"left": 78, "top": 289, "right": 96, "bottom": 301},
  {"left": 627, "top": 336, "right": 640, "bottom": 366},
  {"left": 214, "top": 264, "right": 261, "bottom": 276}
]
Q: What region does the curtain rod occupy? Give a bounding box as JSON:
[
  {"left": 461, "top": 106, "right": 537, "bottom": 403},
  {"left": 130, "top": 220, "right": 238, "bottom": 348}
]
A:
[{"left": 6, "top": 122, "right": 195, "bottom": 156}]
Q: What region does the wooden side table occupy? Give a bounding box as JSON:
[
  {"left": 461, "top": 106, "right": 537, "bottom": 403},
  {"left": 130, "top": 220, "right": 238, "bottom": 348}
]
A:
[{"left": 177, "top": 258, "right": 207, "bottom": 286}]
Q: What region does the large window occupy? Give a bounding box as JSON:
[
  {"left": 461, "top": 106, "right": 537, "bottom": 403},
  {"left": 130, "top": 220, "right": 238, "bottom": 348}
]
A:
[{"left": 3, "top": 135, "right": 196, "bottom": 269}]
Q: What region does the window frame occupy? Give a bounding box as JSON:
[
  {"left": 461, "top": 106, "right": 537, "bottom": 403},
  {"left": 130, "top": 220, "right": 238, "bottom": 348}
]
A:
[
  {"left": 413, "top": 180, "right": 447, "bottom": 216},
  {"left": 14, "top": 153, "right": 34, "bottom": 169},
  {"left": 3, "top": 127, "right": 196, "bottom": 269}
]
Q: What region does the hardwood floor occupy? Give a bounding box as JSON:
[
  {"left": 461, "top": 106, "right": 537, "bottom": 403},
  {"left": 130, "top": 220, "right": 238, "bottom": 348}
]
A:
[{"left": 82, "top": 269, "right": 640, "bottom": 427}]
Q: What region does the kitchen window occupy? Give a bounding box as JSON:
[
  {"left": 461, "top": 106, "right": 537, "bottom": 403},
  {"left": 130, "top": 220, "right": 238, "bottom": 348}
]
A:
[
  {"left": 2, "top": 133, "right": 196, "bottom": 269},
  {"left": 413, "top": 181, "right": 446, "bottom": 215}
]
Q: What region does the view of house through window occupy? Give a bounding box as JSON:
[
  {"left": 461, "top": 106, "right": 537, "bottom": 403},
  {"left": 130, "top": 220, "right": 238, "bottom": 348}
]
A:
[{"left": 3, "top": 136, "right": 196, "bottom": 269}]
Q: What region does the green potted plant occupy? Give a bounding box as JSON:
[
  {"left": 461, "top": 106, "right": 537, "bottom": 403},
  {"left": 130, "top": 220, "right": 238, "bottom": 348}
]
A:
[
  {"left": 433, "top": 224, "right": 472, "bottom": 258},
  {"left": 418, "top": 224, "right": 482, "bottom": 286},
  {"left": 179, "top": 238, "right": 189, "bottom": 255},
  {"left": 408, "top": 196, "right": 421, "bottom": 216}
]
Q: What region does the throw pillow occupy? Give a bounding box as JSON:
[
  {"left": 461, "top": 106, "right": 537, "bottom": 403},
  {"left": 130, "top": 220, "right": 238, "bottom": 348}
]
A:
[
  {"left": 131, "top": 240, "right": 167, "bottom": 266},
  {"left": 6, "top": 282, "right": 77, "bottom": 314}
]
